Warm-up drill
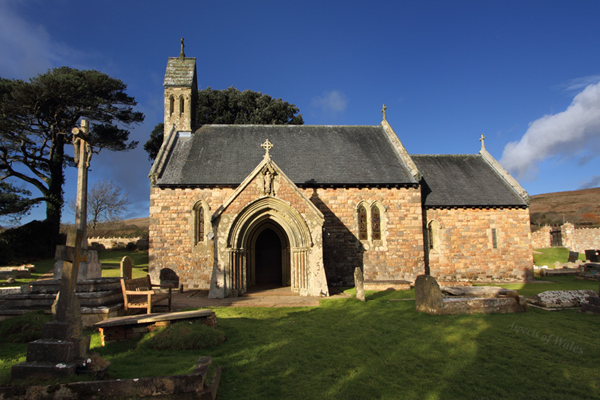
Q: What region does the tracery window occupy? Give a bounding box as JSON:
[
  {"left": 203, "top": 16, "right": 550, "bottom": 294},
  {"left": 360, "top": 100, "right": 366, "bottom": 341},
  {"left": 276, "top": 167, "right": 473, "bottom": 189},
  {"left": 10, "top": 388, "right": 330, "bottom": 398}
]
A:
[
  {"left": 358, "top": 205, "right": 368, "bottom": 240},
  {"left": 371, "top": 205, "right": 381, "bottom": 240}
]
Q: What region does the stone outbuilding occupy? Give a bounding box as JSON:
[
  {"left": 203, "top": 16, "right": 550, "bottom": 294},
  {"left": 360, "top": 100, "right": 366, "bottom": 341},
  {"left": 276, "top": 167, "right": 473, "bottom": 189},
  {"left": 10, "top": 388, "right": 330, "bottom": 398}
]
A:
[{"left": 148, "top": 51, "right": 533, "bottom": 298}]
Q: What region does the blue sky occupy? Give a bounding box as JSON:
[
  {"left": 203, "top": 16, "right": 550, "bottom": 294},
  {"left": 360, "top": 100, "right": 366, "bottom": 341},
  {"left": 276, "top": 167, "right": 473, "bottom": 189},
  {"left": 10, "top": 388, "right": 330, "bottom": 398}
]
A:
[{"left": 1, "top": 0, "right": 599, "bottom": 225}]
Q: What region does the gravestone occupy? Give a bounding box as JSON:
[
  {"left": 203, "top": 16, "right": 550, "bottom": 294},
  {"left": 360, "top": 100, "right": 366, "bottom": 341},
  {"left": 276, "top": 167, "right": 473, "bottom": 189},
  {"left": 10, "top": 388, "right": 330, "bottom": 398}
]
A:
[
  {"left": 415, "top": 275, "right": 444, "bottom": 313},
  {"left": 120, "top": 256, "right": 133, "bottom": 280},
  {"left": 354, "top": 266, "right": 365, "bottom": 302},
  {"left": 12, "top": 229, "right": 92, "bottom": 380},
  {"left": 585, "top": 250, "right": 599, "bottom": 263},
  {"left": 568, "top": 251, "right": 579, "bottom": 263}
]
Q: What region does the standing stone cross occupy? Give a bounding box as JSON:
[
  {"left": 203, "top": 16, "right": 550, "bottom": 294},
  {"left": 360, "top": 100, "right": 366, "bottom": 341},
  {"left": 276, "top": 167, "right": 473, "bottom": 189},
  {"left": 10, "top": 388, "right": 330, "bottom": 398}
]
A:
[
  {"left": 71, "top": 119, "right": 92, "bottom": 245},
  {"left": 52, "top": 228, "right": 88, "bottom": 338}
]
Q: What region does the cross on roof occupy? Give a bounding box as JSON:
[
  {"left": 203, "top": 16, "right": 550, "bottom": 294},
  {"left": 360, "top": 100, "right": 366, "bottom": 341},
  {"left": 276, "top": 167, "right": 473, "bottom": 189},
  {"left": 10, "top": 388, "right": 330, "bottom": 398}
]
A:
[
  {"left": 261, "top": 139, "right": 273, "bottom": 158},
  {"left": 480, "top": 134, "right": 486, "bottom": 150},
  {"left": 382, "top": 104, "right": 387, "bottom": 121}
]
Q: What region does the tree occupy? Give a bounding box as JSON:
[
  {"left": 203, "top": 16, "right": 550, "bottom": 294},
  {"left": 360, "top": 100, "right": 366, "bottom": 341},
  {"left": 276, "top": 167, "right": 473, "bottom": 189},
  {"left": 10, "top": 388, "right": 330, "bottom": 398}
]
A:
[
  {"left": 87, "top": 180, "right": 130, "bottom": 230},
  {"left": 144, "top": 87, "right": 303, "bottom": 161},
  {"left": 143, "top": 123, "right": 164, "bottom": 161},
  {"left": 68, "top": 180, "right": 130, "bottom": 229},
  {"left": 0, "top": 67, "right": 144, "bottom": 246},
  {"left": 0, "top": 181, "right": 35, "bottom": 222}
]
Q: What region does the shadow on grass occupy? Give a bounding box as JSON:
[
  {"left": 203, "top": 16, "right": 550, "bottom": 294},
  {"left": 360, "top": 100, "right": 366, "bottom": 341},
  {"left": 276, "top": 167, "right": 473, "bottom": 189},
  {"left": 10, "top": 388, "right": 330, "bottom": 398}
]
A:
[{"left": 87, "top": 292, "right": 600, "bottom": 400}]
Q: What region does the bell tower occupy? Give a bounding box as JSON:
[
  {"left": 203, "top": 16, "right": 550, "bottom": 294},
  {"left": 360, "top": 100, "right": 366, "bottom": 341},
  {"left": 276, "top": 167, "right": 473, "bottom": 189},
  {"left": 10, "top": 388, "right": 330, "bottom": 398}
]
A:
[{"left": 163, "top": 38, "right": 197, "bottom": 136}]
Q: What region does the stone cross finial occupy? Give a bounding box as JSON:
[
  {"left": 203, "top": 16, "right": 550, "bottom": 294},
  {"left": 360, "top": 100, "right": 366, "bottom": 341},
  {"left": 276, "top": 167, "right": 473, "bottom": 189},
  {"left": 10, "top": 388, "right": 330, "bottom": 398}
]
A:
[
  {"left": 261, "top": 139, "right": 273, "bottom": 159},
  {"left": 480, "top": 134, "right": 486, "bottom": 150},
  {"left": 382, "top": 104, "right": 387, "bottom": 121},
  {"left": 180, "top": 38, "right": 185, "bottom": 60}
]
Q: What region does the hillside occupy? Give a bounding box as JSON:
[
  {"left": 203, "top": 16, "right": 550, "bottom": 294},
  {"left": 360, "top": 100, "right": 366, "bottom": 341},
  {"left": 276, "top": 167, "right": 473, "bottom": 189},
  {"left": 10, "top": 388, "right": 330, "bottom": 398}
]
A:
[{"left": 529, "top": 187, "right": 600, "bottom": 227}]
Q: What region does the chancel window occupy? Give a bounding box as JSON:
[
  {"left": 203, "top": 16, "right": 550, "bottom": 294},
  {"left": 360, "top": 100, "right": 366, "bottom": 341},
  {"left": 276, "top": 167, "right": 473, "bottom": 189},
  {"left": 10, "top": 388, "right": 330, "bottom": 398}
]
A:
[
  {"left": 358, "top": 205, "right": 368, "bottom": 240},
  {"left": 371, "top": 205, "right": 381, "bottom": 240}
]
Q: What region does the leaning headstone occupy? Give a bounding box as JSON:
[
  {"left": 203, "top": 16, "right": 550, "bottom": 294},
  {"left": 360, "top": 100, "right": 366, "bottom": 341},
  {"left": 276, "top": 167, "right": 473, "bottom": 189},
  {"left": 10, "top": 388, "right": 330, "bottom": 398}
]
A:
[
  {"left": 354, "top": 266, "right": 365, "bottom": 302},
  {"left": 120, "top": 256, "right": 133, "bottom": 280},
  {"left": 568, "top": 251, "right": 579, "bottom": 263},
  {"left": 415, "top": 275, "right": 444, "bottom": 313}
]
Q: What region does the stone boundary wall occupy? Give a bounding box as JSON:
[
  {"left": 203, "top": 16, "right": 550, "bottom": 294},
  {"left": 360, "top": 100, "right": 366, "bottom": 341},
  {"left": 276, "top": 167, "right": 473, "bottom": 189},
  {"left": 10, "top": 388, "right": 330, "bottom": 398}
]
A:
[
  {"left": 533, "top": 223, "right": 600, "bottom": 253},
  {"left": 531, "top": 226, "right": 551, "bottom": 249},
  {"left": 88, "top": 237, "right": 147, "bottom": 250}
]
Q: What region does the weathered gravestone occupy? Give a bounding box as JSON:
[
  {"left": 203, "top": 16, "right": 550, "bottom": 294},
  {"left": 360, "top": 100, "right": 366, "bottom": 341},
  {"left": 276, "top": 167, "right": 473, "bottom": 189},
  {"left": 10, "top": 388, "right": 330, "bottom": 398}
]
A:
[
  {"left": 120, "top": 256, "right": 133, "bottom": 280},
  {"left": 354, "top": 266, "right": 365, "bottom": 302},
  {"left": 12, "top": 229, "right": 92, "bottom": 380},
  {"left": 568, "top": 251, "right": 579, "bottom": 263}
]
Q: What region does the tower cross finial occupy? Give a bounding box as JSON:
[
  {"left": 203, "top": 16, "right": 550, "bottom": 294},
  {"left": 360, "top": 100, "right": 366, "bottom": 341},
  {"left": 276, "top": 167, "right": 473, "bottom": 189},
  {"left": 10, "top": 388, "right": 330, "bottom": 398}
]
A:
[
  {"left": 179, "top": 38, "right": 185, "bottom": 60},
  {"left": 382, "top": 104, "right": 387, "bottom": 121},
  {"left": 480, "top": 134, "right": 486, "bottom": 150},
  {"left": 261, "top": 139, "right": 273, "bottom": 159}
]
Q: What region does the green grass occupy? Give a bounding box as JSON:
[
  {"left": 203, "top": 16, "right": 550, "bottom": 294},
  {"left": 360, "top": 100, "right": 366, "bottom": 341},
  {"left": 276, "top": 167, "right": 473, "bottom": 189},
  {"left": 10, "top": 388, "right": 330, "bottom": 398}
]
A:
[
  {"left": 0, "top": 249, "right": 148, "bottom": 287},
  {"left": 99, "top": 249, "right": 148, "bottom": 279},
  {"left": 533, "top": 247, "right": 586, "bottom": 266},
  {"left": 2, "top": 276, "right": 598, "bottom": 399}
]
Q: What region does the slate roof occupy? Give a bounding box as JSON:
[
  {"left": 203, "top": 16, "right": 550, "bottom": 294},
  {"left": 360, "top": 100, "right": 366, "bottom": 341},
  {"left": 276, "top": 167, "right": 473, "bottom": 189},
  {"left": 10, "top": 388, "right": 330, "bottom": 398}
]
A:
[
  {"left": 155, "top": 125, "right": 417, "bottom": 186},
  {"left": 412, "top": 154, "right": 528, "bottom": 207},
  {"left": 163, "top": 57, "right": 196, "bottom": 87}
]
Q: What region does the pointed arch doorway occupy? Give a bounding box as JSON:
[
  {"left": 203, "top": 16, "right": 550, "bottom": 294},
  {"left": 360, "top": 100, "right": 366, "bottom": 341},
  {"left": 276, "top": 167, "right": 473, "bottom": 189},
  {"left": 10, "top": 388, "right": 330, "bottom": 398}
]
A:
[{"left": 248, "top": 222, "right": 290, "bottom": 290}]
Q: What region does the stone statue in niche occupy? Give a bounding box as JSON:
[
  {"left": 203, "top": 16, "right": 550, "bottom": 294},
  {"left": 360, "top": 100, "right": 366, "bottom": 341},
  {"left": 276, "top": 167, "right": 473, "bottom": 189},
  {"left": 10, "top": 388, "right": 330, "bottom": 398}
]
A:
[{"left": 262, "top": 164, "right": 277, "bottom": 196}]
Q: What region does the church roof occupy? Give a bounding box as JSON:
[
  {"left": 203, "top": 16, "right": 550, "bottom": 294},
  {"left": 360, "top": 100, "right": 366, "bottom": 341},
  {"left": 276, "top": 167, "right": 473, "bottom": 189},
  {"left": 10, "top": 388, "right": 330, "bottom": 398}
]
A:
[
  {"left": 412, "top": 154, "right": 528, "bottom": 207},
  {"left": 155, "top": 124, "right": 418, "bottom": 186},
  {"left": 163, "top": 57, "right": 196, "bottom": 87}
]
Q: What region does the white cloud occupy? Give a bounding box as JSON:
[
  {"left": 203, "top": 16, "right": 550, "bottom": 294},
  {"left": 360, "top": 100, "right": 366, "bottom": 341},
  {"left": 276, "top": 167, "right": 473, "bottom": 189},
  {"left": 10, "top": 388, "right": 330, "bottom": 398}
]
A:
[
  {"left": 311, "top": 90, "right": 348, "bottom": 116},
  {"left": 0, "top": 2, "right": 79, "bottom": 79},
  {"left": 500, "top": 81, "right": 600, "bottom": 180},
  {"left": 578, "top": 175, "right": 600, "bottom": 190}
]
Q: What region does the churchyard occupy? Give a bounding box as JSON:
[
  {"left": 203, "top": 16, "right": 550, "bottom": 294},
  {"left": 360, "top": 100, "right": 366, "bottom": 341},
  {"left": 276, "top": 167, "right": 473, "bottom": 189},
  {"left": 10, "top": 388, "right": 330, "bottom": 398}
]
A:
[{"left": 1, "top": 247, "right": 599, "bottom": 399}]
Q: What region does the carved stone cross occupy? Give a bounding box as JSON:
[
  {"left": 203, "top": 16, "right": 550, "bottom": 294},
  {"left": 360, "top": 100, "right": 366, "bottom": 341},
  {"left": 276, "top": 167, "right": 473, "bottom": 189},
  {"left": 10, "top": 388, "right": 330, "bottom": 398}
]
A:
[
  {"left": 261, "top": 139, "right": 273, "bottom": 159},
  {"left": 53, "top": 228, "right": 88, "bottom": 337},
  {"left": 480, "top": 133, "right": 486, "bottom": 150},
  {"left": 382, "top": 104, "right": 387, "bottom": 121},
  {"left": 71, "top": 119, "right": 92, "bottom": 245}
]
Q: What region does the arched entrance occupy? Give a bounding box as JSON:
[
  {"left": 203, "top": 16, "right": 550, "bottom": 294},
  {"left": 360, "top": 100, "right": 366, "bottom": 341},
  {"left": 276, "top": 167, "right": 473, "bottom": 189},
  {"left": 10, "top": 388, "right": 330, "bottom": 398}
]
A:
[
  {"left": 255, "top": 228, "right": 282, "bottom": 285},
  {"left": 247, "top": 222, "right": 290, "bottom": 289}
]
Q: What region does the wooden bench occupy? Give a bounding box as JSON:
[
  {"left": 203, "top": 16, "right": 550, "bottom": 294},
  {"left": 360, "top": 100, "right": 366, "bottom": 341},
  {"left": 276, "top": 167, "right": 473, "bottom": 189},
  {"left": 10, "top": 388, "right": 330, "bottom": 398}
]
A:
[{"left": 120, "top": 276, "right": 173, "bottom": 314}]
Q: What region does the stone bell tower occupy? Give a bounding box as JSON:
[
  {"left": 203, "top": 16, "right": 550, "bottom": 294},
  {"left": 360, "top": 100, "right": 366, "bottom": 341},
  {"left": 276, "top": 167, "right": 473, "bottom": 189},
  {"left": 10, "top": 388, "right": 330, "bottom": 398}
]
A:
[{"left": 163, "top": 38, "right": 197, "bottom": 136}]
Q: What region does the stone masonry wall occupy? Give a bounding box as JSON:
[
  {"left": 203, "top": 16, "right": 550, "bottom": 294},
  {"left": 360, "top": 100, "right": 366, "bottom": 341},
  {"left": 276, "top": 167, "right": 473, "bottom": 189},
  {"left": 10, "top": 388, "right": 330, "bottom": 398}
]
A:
[
  {"left": 562, "top": 223, "right": 600, "bottom": 253},
  {"left": 531, "top": 226, "right": 551, "bottom": 249},
  {"left": 150, "top": 184, "right": 426, "bottom": 290},
  {"left": 149, "top": 186, "right": 234, "bottom": 290},
  {"left": 300, "top": 186, "right": 425, "bottom": 286},
  {"left": 426, "top": 207, "right": 533, "bottom": 283}
]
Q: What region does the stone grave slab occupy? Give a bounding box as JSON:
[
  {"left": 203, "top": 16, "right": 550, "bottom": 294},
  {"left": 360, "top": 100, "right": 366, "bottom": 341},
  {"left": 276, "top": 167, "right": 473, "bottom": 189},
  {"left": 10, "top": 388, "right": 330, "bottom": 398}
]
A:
[{"left": 527, "top": 290, "right": 597, "bottom": 310}]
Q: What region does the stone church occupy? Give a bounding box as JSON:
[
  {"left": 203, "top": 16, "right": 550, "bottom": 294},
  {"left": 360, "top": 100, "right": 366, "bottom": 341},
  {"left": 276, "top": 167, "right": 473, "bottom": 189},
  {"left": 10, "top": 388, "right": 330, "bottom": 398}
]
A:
[{"left": 148, "top": 50, "right": 533, "bottom": 298}]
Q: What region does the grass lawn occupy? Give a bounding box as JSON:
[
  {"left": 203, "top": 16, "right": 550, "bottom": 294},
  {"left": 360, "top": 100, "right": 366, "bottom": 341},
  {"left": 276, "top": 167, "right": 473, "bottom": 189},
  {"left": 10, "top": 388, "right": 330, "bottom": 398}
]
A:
[
  {"left": 1, "top": 275, "right": 599, "bottom": 399},
  {"left": 533, "top": 247, "right": 587, "bottom": 266},
  {"left": 0, "top": 249, "right": 148, "bottom": 287}
]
